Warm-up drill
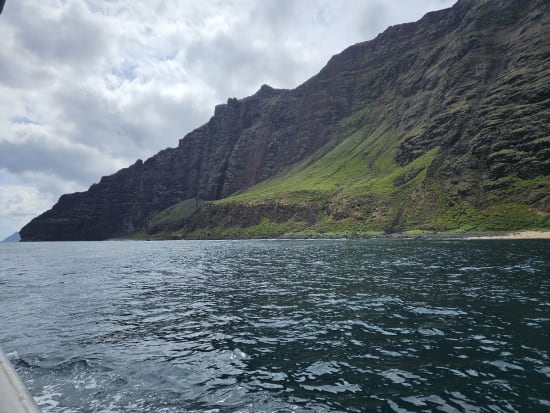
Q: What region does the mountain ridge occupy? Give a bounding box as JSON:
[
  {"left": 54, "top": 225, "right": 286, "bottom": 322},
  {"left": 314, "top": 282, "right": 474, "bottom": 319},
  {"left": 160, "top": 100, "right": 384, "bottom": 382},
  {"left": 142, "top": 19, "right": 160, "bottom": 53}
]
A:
[{"left": 21, "top": 0, "right": 550, "bottom": 241}]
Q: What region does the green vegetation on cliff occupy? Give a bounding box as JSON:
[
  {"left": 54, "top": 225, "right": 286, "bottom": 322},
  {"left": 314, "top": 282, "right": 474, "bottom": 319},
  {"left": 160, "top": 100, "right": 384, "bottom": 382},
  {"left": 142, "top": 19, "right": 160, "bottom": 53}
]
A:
[
  {"left": 146, "top": 119, "right": 548, "bottom": 238},
  {"left": 140, "top": 0, "right": 550, "bottom": 240}
]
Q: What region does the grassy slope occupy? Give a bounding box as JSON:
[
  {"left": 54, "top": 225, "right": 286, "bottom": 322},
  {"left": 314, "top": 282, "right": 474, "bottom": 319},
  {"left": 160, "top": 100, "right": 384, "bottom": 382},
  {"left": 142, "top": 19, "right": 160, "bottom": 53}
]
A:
[{"left": 146, "top": 119, "right": 549, "bottom": 239}]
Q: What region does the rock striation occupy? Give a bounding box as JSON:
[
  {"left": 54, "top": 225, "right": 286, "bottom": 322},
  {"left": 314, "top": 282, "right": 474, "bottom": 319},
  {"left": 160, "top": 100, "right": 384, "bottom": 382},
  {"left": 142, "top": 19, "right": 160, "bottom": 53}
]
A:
[{"left": 21, "top": 0, "right": 549, "bottom": 240}]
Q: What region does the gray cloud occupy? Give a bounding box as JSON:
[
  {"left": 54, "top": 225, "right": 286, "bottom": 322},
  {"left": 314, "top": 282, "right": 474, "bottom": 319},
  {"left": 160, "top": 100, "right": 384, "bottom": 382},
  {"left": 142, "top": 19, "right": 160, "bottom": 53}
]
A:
[
  {"left": 0, "top": 0, "right": 456, "bottom": 239},
  {"left": 0, "top": 131, "right": 124, "bottom": 185},
  {"left": 10, "top": 1, "right": 110, "bottom": 66}
]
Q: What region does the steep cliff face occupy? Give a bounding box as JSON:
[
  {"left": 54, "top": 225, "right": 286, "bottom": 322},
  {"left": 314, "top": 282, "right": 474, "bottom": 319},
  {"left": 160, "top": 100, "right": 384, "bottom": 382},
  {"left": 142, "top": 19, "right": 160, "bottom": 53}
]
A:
[
  {"left": 21, "top": 0, "right": 549, "bottom": 241},
  {"left": 20, "top": 81, "right": 351, "bottom": 240}
]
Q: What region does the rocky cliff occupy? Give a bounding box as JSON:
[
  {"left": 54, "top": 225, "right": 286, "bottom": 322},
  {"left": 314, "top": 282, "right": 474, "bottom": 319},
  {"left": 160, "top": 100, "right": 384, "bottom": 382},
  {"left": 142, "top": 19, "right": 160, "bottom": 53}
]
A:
[{"left": 21, "top": 0, "right": 549, "bottom": 241}]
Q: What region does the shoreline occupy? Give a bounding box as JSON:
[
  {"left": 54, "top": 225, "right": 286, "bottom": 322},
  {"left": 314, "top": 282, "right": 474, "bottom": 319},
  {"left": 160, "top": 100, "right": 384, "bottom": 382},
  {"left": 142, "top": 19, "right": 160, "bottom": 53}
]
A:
[
  {"left": 16, "top": 230, "right": 550, "bottom": 242},
  {"left": 463, "top": 231, "right": 550, "bottom": 240},
  {"left": 135, "top": 230, "right": 550, "bottom": 242}
]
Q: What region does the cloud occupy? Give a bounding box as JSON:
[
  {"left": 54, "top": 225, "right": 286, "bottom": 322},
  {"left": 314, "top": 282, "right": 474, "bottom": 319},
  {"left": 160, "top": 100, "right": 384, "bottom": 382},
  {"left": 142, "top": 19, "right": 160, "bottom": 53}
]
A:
[
  {"left": 10, "top": 1, "right": 110, "bottom": 66},
  {"left": 0, "top": 128, "right": 126, "bottom": 185},
  {"left": 0, "top": 182, "right": 58, "bottom": 238},
  {"left": 0, "top": 184, "right": 55, "bottom": 218},
  {"left": 0, "top": 0, "right": 456, "bottom": 239}
]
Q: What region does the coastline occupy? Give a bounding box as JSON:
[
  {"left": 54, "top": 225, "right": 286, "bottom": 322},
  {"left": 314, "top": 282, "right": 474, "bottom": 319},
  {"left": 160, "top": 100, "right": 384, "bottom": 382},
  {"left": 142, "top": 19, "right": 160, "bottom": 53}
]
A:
[
  {"left": 19, "top": 230, "right": 550, "bottom": 242},
  {"left": 464, "top": 231, "right": 550, "bottom": 240},
  {"left": 128, "top": 230, "right": 550, "bottom": 242}
]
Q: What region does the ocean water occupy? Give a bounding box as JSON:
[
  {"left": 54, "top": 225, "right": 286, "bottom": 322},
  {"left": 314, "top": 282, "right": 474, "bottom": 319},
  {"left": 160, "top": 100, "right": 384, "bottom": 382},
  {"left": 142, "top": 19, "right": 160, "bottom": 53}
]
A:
[{"left": 0, "top": 239, "right": 548, "bottom": 412}]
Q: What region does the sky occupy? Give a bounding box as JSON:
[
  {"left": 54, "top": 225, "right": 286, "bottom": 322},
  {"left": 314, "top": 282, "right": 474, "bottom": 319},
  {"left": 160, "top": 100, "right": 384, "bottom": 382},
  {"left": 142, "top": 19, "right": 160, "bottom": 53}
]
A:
[{"left": 0, "top": 0, "right": 455, "bottom": 240}]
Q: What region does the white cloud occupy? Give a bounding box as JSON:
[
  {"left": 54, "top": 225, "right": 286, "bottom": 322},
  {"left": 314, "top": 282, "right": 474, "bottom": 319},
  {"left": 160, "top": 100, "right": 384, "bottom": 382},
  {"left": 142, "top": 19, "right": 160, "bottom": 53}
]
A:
[
  {"left": 0, "top": 182, "right": 58, "bottom": 239},
  {"left": 0, "top": 184, "right": 56, "bottom": 217},
  {"left": 0, "top": 0, "right": 456, "bottom": 239}
]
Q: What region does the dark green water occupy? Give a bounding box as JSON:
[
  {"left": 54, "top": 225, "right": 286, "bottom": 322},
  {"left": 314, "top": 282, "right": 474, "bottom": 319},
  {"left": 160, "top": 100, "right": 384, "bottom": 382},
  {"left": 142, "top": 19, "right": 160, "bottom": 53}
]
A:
[{"left": 0, "top": 239, "right": 548, "bottom": 412}]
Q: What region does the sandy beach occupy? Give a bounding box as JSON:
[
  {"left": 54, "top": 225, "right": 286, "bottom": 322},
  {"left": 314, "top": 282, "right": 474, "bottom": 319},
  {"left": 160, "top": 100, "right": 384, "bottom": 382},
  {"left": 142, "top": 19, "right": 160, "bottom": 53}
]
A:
[{"left": 466, "top": 231, "right": 550, "bottom": 240}]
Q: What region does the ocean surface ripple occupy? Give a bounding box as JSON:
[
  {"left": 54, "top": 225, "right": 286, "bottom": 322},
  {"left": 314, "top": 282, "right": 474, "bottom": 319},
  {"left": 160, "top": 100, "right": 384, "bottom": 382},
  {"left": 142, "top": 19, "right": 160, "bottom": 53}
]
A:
[{"left": 1, "top": 239, "right": 549, "bottom": 412}]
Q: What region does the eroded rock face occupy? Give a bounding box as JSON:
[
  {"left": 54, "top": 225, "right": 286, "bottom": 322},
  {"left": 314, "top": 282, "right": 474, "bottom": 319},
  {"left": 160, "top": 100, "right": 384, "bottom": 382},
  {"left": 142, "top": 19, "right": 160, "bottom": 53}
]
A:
[{"left": 20, "top": 0, "right": 549, "bottom": 240}]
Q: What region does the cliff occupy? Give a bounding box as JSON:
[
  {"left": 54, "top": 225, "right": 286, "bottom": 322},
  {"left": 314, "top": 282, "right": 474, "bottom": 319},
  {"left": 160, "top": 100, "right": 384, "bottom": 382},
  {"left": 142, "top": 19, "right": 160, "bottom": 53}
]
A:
[{"left": 21, "top": 0, "right": 549, "bottom": 241}]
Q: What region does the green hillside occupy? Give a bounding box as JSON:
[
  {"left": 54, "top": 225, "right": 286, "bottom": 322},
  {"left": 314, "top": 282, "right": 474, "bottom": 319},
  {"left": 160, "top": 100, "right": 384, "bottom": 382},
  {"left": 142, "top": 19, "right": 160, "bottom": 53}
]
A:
[{"left": 145, "top": 118, "right": 549, "bottom": 239}]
